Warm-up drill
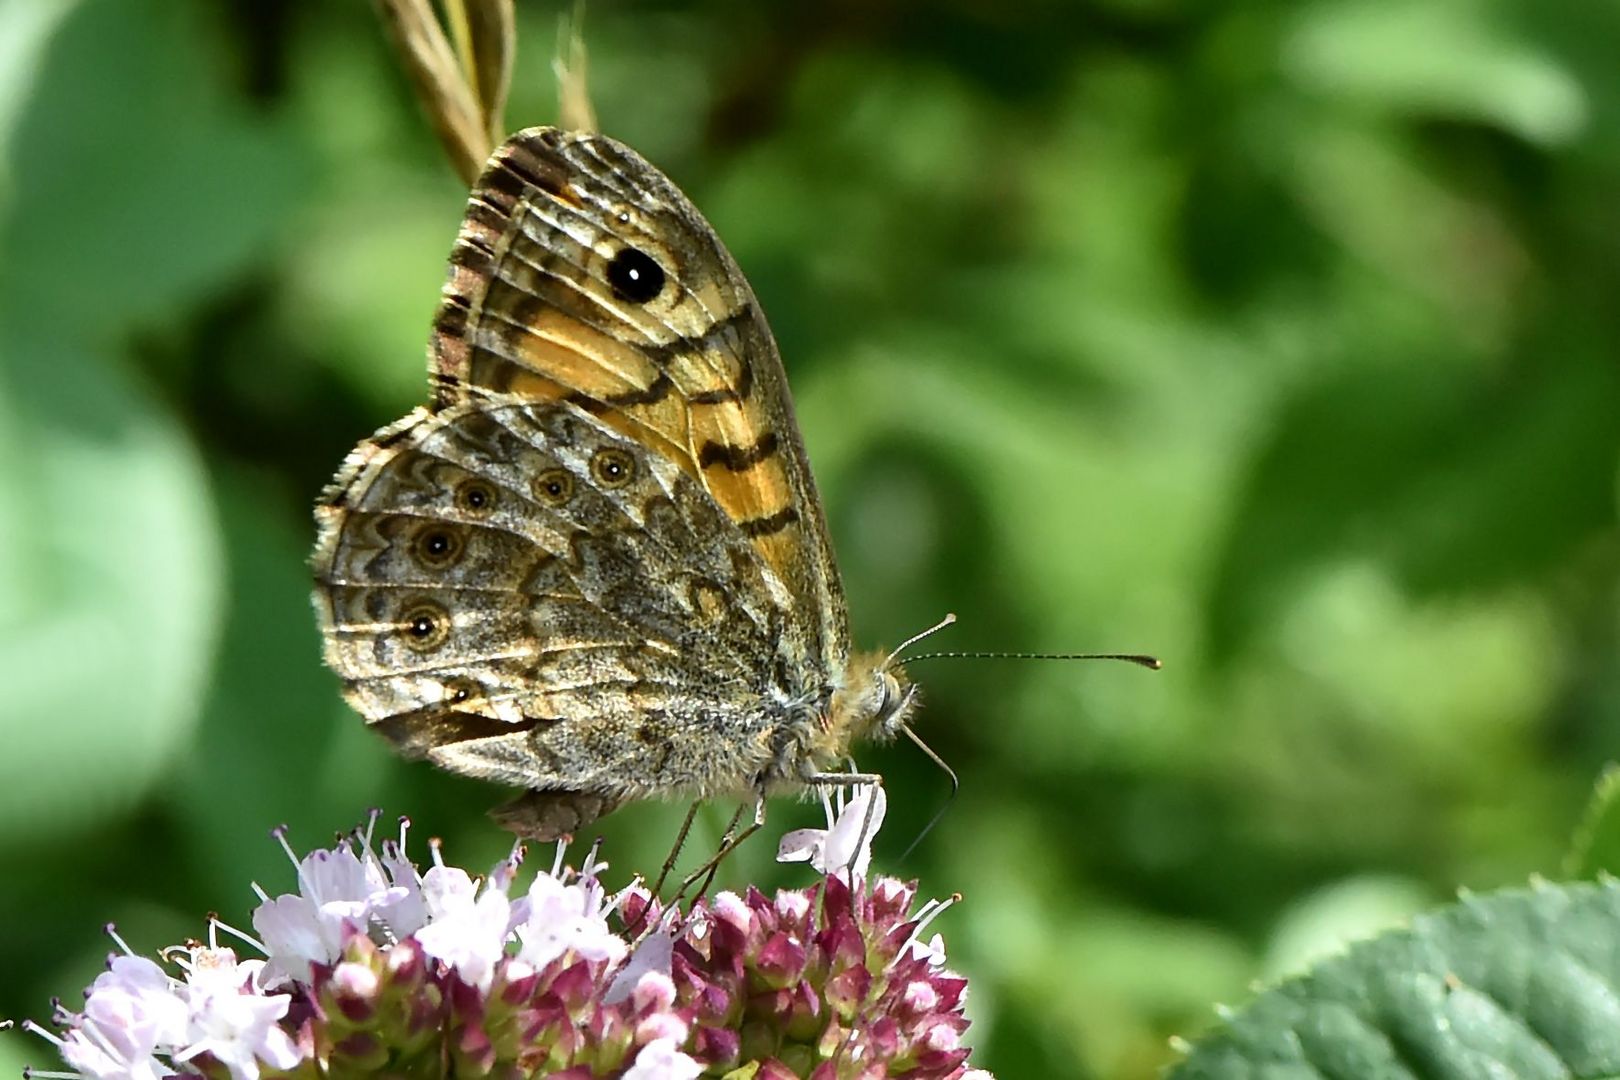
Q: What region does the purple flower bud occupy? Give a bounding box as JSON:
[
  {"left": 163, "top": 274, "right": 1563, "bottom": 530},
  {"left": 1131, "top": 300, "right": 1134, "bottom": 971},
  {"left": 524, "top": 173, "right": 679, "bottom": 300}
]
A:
[
  {"left": 756, "top": 930, "right": 809, "bottom": 987},
  {"left": 691, "top": 1021, "right": 739, "bottom": 1065}
]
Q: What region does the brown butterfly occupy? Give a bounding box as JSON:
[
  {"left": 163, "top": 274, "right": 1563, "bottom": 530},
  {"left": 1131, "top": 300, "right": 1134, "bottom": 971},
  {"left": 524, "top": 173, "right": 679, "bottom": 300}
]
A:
[{"left": 311, "top": 128, "right": 917, "bottom": 843}]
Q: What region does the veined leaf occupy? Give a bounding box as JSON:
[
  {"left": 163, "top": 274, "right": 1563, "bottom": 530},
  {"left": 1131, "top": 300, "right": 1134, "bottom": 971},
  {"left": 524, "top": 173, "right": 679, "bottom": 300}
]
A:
[{"left": 1171, "top": 881, "right": 1620, "bottom": 1079}]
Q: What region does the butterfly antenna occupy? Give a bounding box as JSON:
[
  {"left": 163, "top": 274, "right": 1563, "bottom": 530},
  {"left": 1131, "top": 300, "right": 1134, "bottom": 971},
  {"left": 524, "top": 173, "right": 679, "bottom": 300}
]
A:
[
  {"left": 903, "top": 650, "right": 1162, "bottom": 670},
  {"left": 884, "top": 613, "right": 957, "bottom": 670},
  {"left": 896, "top": 723, "right": 959, "bottom": 863}
]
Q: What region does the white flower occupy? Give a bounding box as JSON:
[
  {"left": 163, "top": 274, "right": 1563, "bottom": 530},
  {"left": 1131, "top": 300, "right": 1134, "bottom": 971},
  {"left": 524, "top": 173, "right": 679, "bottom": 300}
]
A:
[
  {"left": 413, "top": 865, "right": 513, "bottom": 992},
  {"left": 58, "top": 1026, "right": 168, "bottom": 1080},
  {"left": 513, "top": 868, "right": 628, "bottom": 971},
  {"left": 250, "top": 893, "right": 333, "bottom": 985},
  {"left": 897, "top": 893, "right": 957, "bottom": 971},
  {"left": 905, "top": 931, "right": 948, "bottom": 967},
  {"left": 55, "top": 958, "right": 188, "bottom": 1080},
  {"left": 622, "top": 1035, "right": 702, "bottom": 1080},
  {"left": 777, "top": 782, "right": 887, "bottom": 878},
  {"left": 420, "top": 863, "right": 478, "bottom": 920},
  {"left": 174, "top": 950, "right": 299, "bottom": 1080},
  {"left": 300, "top": 843, "right": 394, "bottom": 919},
  {"left": 91, "top": 956, "right": 190, "bottom": 1046},
  {"left": 183, "top": 947, "right": 257, "bottom": 995},
  {"left": 373, "top": 838, "right": 428, "bottom": 939},
  {"left": 251, "top": 835, "right": 405, "bottom": 982},
  {"left": 49, "top": 947, "right": 303, "bottom": 1080},
  {"left": 175, "top": 990, "right": 299, "bottom": 1080}
]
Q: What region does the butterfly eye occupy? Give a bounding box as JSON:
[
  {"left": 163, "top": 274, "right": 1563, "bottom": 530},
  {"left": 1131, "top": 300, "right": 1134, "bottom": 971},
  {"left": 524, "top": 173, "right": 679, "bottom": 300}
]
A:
[
  {"left": 400, "top": 601, "right": 451, "bottom": 652},
  {"left": 412, "top": 525, "right": 465, "bottom": 569},
  {"left": 532, "top": 467, "right": 575, "bottom": 506},
  {"left": 606, "top": 247, "right": 665, "bottom": 303},
  {"left": 455, "top": 479, "right": 497, "bottom": 516},
  {"left": 591, "top": 448, "right": 636, "bottom": 488},
  {"left": 874, "top": 672, "right": 915, "bottom": 734}
]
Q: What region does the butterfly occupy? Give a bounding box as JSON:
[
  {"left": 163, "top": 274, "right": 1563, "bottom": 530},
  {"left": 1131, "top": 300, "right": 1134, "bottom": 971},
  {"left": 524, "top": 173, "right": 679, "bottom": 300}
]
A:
[{"left": 311, "top": 128, "right": 918, "bottom": 842}]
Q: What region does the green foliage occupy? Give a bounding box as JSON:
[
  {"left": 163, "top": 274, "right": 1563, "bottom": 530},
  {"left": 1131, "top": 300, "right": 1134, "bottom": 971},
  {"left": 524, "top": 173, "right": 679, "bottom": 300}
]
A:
[
  {"left": 3, "top": 0, "right": 1618, "bottom": 1076},
  {"left": 1171, "top": 880, "right": 1620, "bottom": 1079},
  {"left": 1564, "top": 765, "right": 1620, "bottom": 880}
]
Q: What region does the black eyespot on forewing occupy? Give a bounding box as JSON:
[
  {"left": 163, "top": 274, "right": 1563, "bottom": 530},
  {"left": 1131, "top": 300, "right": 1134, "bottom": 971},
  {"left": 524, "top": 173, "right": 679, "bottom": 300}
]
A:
[{"left": 606, "top": 247, "right": 665, "bottom": 303}]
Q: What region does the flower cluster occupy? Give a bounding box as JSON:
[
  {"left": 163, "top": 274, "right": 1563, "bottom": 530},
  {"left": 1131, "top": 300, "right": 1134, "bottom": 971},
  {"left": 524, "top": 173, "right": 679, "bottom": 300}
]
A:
[
  {"left": 621, "top": 874, "right": 971, "bottom": 1076},
  {"left": 27, "top": 946, "right": 299, "bottom": 1080},
  {"left": 25, "top": 787, "right": 990, "bottom": 1079}
]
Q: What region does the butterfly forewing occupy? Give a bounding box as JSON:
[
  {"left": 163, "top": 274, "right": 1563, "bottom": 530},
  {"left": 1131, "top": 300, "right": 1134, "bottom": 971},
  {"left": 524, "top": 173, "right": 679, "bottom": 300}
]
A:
[{"left": 428, "top": 128, "right": 848, "bottom": 676}]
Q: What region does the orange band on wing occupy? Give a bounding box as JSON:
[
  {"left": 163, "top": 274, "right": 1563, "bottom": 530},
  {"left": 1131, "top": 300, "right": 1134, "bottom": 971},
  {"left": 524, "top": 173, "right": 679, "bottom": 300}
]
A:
[
  {"left": 511, "top": 312, "right": 662, "bottom": 397},
  {"left": 702, "top": 456, "right": 792, "bottom": 521}
]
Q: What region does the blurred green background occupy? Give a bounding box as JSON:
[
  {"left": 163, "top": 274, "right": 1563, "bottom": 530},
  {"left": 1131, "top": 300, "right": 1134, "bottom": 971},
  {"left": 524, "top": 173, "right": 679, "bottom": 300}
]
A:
[{"left": 3, "top": 0, "right": 1618, "bottom": 1076}]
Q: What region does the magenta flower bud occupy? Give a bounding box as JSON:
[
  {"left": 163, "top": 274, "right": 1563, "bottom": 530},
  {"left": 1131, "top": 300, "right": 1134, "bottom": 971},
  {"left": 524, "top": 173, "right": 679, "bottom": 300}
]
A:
[
  {"left": 691, "top": 1021, "right": 740, "bottom": 1065},
  {"left": 546, "top": 957, "right": 596, "bottom": 1009},
  {"left": 865, "top": 1015, "right": 902, "bottom": 1059},
  {"left": 821, "top": 961, "right": 873, "bottom": 1018},
  {"left": 756, "top": 930, "right": 809, "bottom": 988},
  {"left": 332, "top": 1029, "right": 387, "bottom": 1069},
  {"left": 386, "top": 937, "right": 426, "bottom": 984},
  {"left": 327, "top": 962, "right": 379, "bottom": 1023}
]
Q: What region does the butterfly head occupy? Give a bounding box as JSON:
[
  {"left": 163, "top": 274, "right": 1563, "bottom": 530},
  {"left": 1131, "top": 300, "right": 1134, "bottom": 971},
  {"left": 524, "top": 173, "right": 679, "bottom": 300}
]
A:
[{"left": 830, "top": 652, "right": 920, "bottom": 749}]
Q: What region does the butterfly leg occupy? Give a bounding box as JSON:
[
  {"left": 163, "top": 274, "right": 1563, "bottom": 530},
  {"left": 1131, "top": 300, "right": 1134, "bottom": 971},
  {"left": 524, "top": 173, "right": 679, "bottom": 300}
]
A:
[
  {"left": 648, "top": 799, "right": 705, "bottom": 900},
  {"left": 669, "top": 791, "right": 766, "bottom": 908},
  {"left": 806, "top": 770, "right": 884, "bottom": 786},
  {"left": 684, "top": 801, "right": 750, "bottom": 905},
  {"left": 625, "top": 799, "right": 707, "bottom": 939}
]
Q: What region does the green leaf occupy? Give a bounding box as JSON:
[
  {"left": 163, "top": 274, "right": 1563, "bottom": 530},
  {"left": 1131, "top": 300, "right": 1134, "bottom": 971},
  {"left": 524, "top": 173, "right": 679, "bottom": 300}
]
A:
[
  {"left": 1564, "top": 766, "right": 1620, "bottom": 881},
  {"left": 0, "top": 0, "right": 305, "bottom": 335},
  {"left": 0, "top": 0, "right": 78, "bottom": 193},
  {"left": 1284, "top": 0, "right": 1587, "bottom": 146},
  {"left": 172, "top": 469, "right": 393, "bottom": 902},
  {"left": 1206, "top": 348, "right": 1620, "bottom": 657},
  {"left": 0, "top": 0, "right": 305, "bottom": 842},
  {"left": 1169, "top": 881, "right": 1620, "bottom": 1079},
  {"left": 0, "top": 339, "right": 221, "bottom": 838}
]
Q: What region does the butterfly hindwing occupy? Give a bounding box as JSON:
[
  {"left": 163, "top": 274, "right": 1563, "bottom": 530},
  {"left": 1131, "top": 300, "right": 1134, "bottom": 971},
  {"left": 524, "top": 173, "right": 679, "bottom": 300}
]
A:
[{"left": 312, "top": 398, "right": 801, "bottom": 832}]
